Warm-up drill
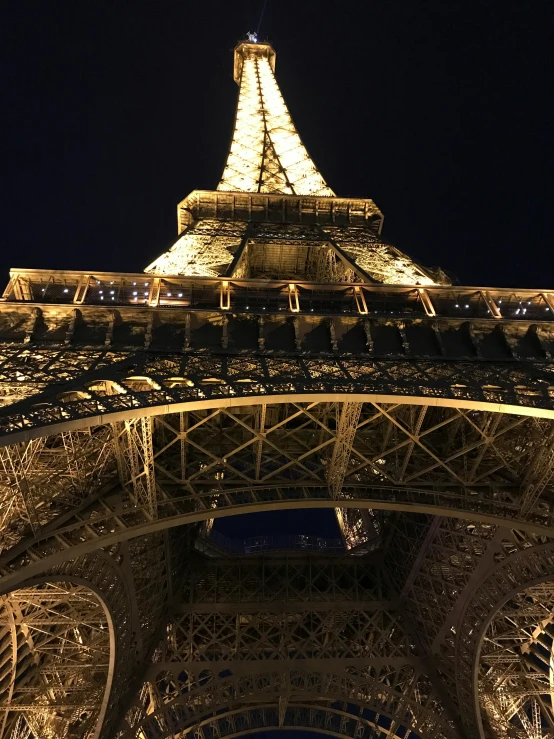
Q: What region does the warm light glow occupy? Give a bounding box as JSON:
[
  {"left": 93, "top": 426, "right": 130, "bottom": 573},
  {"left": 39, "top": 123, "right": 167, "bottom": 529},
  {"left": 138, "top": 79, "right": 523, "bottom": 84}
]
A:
[
  {"left": 218, "top": 45, "right": 334, "bottom": 196},
  {"left": 144, "top": 44, "right": 439, "bottom": 286},
  {"left": 145, "top": 219, "right": 244, "bottom": 276},
  {"left": 323, "top": 226, "right": 437, "bottom": 286}
]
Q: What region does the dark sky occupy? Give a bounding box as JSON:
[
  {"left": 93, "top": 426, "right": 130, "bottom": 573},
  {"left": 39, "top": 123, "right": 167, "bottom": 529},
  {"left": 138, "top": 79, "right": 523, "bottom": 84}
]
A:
[
  {"left": 2, "top": 0, "right": 553, "bottom": 288},
  {"left": 214, "top": 508, "right": 342, "bottom": 540}
]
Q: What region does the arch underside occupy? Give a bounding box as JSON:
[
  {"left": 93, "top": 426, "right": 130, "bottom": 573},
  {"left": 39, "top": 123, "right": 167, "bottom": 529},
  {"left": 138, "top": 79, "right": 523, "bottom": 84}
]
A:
[
  {"left": 0, "top": 581, "right": 110, "bottom": 739},
  {"left": 120, "top": 687, "right": 445, "bottom": 739},
  {"left": 115, "top": 555, "right": 454, "bottom": 739},
  {"left": 0, "top": 356, "right": 553, "bottom": 739},
  {"left": 1, "top": 385, "right": 554, "bottom": 587},
  {"left": 453, "top": 543, "right": 554, "bottom": 739},
  {"left": 0, "top": 548, "right": 141, "bottom": 739},
  {"left": 1, "top": 351, "right": 553, "bottom": 444},
  {"left": 479, "top": 581, "right": 554, "bottom": 737},
  {"left": 170, "top": 702, "right": 411, "bottom": 739}
]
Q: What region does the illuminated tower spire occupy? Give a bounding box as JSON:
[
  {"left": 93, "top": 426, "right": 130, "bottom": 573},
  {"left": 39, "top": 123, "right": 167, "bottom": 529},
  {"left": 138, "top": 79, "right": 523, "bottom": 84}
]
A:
[
  {"left": 218, "top": 41, "right": 334, "bottom": 196},
  {"left": 144, "top": 39, "right": 441, "bottom": 285}
]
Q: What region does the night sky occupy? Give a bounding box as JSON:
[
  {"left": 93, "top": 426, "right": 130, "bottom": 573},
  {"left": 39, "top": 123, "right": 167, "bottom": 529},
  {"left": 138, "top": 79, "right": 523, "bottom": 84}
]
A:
[{"left": 2, "top": 1, "right": 553, "bottom": 288}]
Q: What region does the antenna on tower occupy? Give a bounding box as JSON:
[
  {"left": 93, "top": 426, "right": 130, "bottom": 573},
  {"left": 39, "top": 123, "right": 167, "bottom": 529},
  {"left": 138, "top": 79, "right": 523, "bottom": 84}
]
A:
[{"left": 256, "top": 0, "right": 268, "bottom": 37}]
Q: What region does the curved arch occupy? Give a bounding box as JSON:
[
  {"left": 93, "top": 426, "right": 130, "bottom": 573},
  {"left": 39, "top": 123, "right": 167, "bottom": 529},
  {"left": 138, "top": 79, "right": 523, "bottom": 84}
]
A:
[
  {"left": 1, "top": 496, "right": 553, "bottom": 600},
  {"left": 1, "top": 338, "right": 554, "bottom": 445},
  {"left": 2, "top": 391, "right": 553, "bottom": 592},
  {"left": 166, "top": 702, "right": 417, "bottom": 739},
  {"left": 478, "top": 581, "right": 554, "bottom": 736},
  {"left": 0, "top": 576, "right": 113, "bottom": 739},
  {"left": 0, "top": 550, "right": 136, "bottom": 739},
  {"left": 3, "top": 389, "right": 554, "bottom": 446},
  {"left": 453, "top": 542, "right": 554, "bottom": 738},
  {"left": 119, "top": 667, "right": 452, "bottom": 739}
]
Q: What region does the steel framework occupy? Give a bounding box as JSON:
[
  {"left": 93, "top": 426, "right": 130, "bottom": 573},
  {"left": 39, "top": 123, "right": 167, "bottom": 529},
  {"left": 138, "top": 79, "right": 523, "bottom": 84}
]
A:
[{"left": 0, "top": 37, "right": 553, "bottom": 739}]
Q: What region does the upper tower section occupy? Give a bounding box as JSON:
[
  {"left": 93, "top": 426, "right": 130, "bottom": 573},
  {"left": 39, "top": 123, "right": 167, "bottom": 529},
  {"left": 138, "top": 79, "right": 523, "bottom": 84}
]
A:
[{"left": 217, "top": 40, "right": 335, "bottom": 197}]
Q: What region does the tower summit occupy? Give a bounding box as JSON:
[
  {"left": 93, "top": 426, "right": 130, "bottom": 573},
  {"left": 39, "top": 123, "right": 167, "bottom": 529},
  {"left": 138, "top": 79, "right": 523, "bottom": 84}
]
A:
[
  {"left": 0, "top": 38, "right": 554, "bottom": 739},
  {"left": 145, "top": 38, "right": 441, "bottom": 284},
  {"left": 218, "top": 41, "right": 334, "bottom": 196}
]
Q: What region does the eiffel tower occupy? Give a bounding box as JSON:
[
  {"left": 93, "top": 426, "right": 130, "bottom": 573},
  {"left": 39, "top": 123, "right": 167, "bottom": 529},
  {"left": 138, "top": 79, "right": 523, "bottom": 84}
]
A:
[{"left": 0, "top": 37, "right": 554, "bottom": 739}]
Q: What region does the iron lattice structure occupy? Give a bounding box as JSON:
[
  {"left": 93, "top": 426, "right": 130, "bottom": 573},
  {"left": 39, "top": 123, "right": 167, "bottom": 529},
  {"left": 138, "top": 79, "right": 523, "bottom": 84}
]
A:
[{"left": 0, "top": 38, "right": 554, "bottom": 739}]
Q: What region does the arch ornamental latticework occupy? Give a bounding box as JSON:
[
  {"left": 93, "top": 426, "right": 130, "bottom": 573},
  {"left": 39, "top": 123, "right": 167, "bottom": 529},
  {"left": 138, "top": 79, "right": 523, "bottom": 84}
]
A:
[{"left": 1, "top": 37, "right": 554, "bottom": 739}]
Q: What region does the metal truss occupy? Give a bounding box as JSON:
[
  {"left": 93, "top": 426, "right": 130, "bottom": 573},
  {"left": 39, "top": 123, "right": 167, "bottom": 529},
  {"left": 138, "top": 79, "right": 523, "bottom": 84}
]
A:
[
  {"left": 217, "top": 42, "right": 334, "bottom": 197},
  {"left": 0, "top": 401, "right": 554, "bottom": 596},
  {"left": 7, "top": 267, "right": 554, "bottom": 316},
  {"left": 113, "top": 419, "right": 157, "bottom": 518},
  {"left": 142, "top": 38, "right": 440, "bottom": 283},
  {"left": 0, "top": 532, "right": 184, "bottom": 739},
  {"left": 478, "top": 581, "right": 554, "bottom": 738},
  {"left": 324, "top": 225, "right": 437, "bottom": 286},
  {"left": 521, "top": 428, "right": 554, "bottom": 516},
  {"left": 0, "top": 36, "right": 553, "bottom": 739},
  {"left": 0, "top": 427, "right": 115, "bottom": 554},
  {"left": 0, "top": 550, "right": 136, "bottom": 739},
  {"left": 115, "top": 556, "right": 455, "bottom": 739},
  {"left": 144, "top": 220, "right": 247, "bottom": 278},
  {"left": 454, "top": 541, "right": 554, "bottom": 739},
  {"left": 143, "top": 203, "right": 438, "bottom": 282},
  {"left": 165, "top": 703, "right": 437, "bottom": 739},
  {"left": 0, "top": 348, "right": 553, "bottom": 447},
  {"left": 327, "top": 402, "right": 377, "bottom": 550},
  {"left": 0, "top": 582, "right": 110, "bottom": 739},
  {"left": 383, "top": 513, "right": 554, "bottom": 738}
]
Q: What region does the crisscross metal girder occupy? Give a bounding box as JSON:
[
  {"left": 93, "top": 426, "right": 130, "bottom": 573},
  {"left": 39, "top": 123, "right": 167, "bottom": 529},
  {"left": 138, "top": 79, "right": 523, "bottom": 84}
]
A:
[
  {"left": 449, "top": 542, "right": 554, "bottom": 739},
  {"left": 217, "top": 42, "right": 334, "bottom": 197},
  {"left": 120, "top": 667, "right": 454, "bottom": 739},
  {"left": 116, "top": 555, "right": 456, "bottom": 739},
  {"left": 161, "top": 703, "right": 423, "bottom": 739},
  {"left": 378, "top": 517, "right": 554, "bottom": 738},
  {"left": 1, "top": 401, "right": 554, "bottom": 597},
  {"left": 1, "top": 350, "right": 554, "bottom": 448},
  {"left": 0, "top": 581, "right": 111, "bottom": 739},
  {"left": 0, "top": 532, "right": 185, "bottom": 739}
]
